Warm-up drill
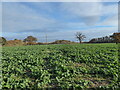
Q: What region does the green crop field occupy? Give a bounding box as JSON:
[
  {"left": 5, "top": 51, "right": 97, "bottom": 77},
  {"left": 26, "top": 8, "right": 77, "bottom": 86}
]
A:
[{"left": 1, "top": 43, "right": 120, "bottom": 89}]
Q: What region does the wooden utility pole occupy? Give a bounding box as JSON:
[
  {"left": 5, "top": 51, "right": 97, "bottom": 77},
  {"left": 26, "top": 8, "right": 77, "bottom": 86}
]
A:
[{"left": 45, "top": 34, "right": 47, "bottom": 44}]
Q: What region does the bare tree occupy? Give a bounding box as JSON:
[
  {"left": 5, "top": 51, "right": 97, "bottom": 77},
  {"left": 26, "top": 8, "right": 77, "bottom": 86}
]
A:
[{"left": 75, "top": 32, "right": 86, "bottom": 43}]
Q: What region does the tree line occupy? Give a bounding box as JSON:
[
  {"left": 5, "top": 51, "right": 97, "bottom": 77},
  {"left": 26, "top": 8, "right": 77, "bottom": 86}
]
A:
[
  {"left": 0, "top": 32, "right": 120, "bottom": 46},
  {"left": 89, "top": 36, "right": 114, "bottom": 43},
  {"left": 88, "top": 33, "right": 120, "bottom": 44},
  {"left": 76, "top": 32, "right": 120, "bottom": 43}
]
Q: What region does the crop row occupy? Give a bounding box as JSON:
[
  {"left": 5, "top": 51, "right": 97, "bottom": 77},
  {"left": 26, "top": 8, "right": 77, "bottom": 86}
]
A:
[{"left": 1, "top": 43, "right": 120, "bottom": 89}]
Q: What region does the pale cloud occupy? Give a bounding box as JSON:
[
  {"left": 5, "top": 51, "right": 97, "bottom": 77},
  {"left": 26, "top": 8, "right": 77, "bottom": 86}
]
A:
[
  {"left": 97, "top": 3, "right": 118, "bottom": 27},
  {"left": 61, "top": 2, "right": 102, "bottom": 17},
  {"left": 60, "top": 2, "right": 102, "bottom": 25},
  {"left": 2, "top": 2, "right": 56, "bottom": 32},
  {"left": 101, "top": 4, "right": 118, "bottom": 16},
  {"left": 25, "top": 3, "right": 54, "bottom": 13},
  {"left": 98, "top": 15, "right": 118, "bottom": 26},
  {"left": 2, "top": 2, "right": 118, "bottom": 42},
  {"left": 60, "top": 2, "right": 118, "bottom": 26}
]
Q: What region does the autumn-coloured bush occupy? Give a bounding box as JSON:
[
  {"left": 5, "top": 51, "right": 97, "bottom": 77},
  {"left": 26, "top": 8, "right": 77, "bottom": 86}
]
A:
[
  {"left": 111, "top": 33, "right": 120, "bottom": 43},
  {"left": 25, "top": 42, "right": 37, "bottom": 45},
  {"left": 5, "top": 40, "right": 24, "bottom": 46},
  {"left": 50, "top": 40, "right": 76, "bottom": 44},
  {"left": 37, "top": 42, "right": 44, "bottom": 45}
]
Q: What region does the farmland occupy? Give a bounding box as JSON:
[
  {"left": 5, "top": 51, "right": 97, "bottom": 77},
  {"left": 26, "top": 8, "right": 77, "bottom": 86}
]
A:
[{"left": 1, "top": 43, "right": 120, "bottom": 89}]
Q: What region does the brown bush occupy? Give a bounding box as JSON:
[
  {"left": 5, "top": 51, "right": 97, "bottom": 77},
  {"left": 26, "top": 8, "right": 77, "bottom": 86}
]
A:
[
  {"left": 50, "top": 40, "right": 76, "bottom": 44},
  {"left": 5, "top": 40, "right": 24, "bottom": 46},
  {"left": 37, "top": 42, "right": 44, "bottom": 45},
  {"left": 112, "top": 33, "right": 120, "bottom": 43},
  {"left": 25, "top": 42, "right": 37, "bottom": 45}
]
